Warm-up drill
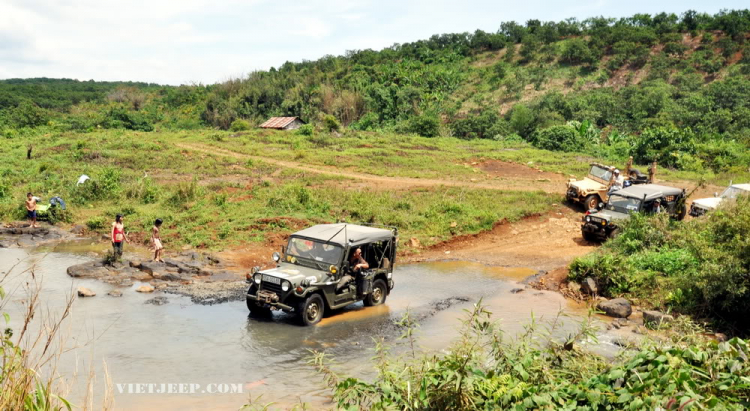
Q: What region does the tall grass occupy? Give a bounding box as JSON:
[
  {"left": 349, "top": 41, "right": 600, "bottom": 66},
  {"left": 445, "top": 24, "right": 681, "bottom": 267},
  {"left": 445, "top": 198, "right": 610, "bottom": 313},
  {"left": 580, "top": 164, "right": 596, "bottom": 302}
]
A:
[{"left": 0, "top": 260, "right": 112, "bottom": 410}]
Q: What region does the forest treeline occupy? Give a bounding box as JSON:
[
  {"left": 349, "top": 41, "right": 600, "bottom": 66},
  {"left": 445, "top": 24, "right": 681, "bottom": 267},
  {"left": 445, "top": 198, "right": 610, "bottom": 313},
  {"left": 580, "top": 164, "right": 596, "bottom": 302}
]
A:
[{"left": 2, "top": 9, "right": 750, "bottom": 172}]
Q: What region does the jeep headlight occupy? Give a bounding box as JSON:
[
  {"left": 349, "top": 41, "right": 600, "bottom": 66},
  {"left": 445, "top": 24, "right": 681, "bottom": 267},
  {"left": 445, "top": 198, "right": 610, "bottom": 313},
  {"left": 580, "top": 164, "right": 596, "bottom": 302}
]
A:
[
  {"left": 254, "top": 273, "right": 262, "bottom": 284},
  {"left": 601, "top": 220, "right": 607, "bottom": 226},
  {"left": 281, "top": 281, "right": 290, "bottom": 292},
  {"left": 585, "top": 216, "right": 591, "bottom": 222}
]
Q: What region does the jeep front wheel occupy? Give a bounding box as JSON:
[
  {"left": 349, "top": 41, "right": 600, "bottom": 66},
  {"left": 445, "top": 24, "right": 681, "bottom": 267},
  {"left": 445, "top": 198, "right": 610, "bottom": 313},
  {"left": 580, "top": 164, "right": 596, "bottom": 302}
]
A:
[
  {"left": 364, "top": 279, "right": 387, "bottom": 307},
  {"left": 298, "top": 294, "right": 325, "bottom": 326},
  {"left": 584, "top": 195, "right": 600, "bottom": 211},
  {"left": 676, "top": 203, "right": 687, "bottom": 221}
]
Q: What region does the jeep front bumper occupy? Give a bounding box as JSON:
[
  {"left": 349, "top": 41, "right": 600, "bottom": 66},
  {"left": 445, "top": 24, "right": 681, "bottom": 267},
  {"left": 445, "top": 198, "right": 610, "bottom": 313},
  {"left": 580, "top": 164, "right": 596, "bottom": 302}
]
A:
[
  {"left": 566, "top": 187, "right": 579, "bottom": 201},
  {"left": 581, "top": 223, "right": 608, "bottom": 240},
  {"left": 247, "top": 293, "right": 294, "bottom": 312},
  {"left": 689, "top": 205, "right": 707, "bottom": 217}
]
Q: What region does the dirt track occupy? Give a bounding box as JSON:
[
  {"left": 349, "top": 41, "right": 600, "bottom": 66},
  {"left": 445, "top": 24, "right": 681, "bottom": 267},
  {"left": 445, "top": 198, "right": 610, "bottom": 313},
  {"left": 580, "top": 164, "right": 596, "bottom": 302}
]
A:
[
  {"left": 176, "top": 142, "right": 567, "bottom": 193},
  {"left": 177, "top": 143, "right": 722, "bottom": 275},
  {"left": 403, "top": 206, "right": 596, "bottom": 271}
]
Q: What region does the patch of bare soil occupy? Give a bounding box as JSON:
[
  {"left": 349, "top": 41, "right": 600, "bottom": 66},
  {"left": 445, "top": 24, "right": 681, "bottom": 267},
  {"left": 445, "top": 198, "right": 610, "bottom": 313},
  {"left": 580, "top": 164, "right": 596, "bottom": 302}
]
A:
[{"left": 403, "top": 206, "right": 596, "bottom": 272}]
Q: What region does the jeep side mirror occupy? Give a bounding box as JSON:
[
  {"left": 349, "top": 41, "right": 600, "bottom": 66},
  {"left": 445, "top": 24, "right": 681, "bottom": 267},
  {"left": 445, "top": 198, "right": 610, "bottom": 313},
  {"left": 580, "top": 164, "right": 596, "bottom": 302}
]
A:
[{"left": 598, "top": 202, "right": 604, "bottom": 209}]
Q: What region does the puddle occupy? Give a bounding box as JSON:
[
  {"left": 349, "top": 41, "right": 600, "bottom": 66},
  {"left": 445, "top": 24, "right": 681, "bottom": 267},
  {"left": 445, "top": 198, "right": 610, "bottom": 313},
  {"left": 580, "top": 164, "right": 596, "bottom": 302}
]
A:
[{"left": 0, "top": 249, "right": 602, "bottom": 410}]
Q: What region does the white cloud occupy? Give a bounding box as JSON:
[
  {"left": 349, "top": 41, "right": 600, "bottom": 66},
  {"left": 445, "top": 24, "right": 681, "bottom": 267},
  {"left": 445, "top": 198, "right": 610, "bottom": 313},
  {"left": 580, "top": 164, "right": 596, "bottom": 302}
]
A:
[{"left": 0, "top": 0, "right": 746, "bottom": 84}]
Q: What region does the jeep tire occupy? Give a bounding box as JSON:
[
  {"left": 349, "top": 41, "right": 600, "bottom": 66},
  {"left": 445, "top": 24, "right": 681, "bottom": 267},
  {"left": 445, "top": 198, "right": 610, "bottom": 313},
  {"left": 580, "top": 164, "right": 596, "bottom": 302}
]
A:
[
  {"left": 584, "top": 195, "right": 600, "bottom": 211},
  {"left": 676, "top": 203, "right": 687, "bottom": 221},
  {"left": 364, "top": 279, "right": 387, "bottom": 307},
  {"left": 298, "top": 293, "right": 325, "bottom": 326}
]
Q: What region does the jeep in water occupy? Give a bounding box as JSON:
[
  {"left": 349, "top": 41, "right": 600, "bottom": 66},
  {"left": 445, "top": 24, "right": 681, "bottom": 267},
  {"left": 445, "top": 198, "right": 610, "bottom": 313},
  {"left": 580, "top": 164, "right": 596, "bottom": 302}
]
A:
[
  {"left": 246, "top": 223, "right": 397, "bottom": 325},
  {"left": 566, "top": 158, "right": 653, "bottom": 211},
  {"left": 581, "top": 184, "right": 686, "bottom": 242},
  {"left": 689, "top": 183, "right": 749, "bottom": 217}
]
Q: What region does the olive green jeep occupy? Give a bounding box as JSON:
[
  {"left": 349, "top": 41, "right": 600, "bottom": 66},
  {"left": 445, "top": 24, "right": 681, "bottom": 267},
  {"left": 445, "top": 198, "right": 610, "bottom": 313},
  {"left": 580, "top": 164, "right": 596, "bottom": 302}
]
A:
[
  {"left": 246, "top": 223, "right": 397, "bottom": 325},
  {"left": 581, "top": 184, "right": 687, "bottom": 242}
]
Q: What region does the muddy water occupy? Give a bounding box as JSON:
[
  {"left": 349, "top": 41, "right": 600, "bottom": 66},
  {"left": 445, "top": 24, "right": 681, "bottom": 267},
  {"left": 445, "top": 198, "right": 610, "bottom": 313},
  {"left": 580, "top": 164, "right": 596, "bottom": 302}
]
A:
[{"left": 0, "top": 248, "right": 597, "bottom": 410}]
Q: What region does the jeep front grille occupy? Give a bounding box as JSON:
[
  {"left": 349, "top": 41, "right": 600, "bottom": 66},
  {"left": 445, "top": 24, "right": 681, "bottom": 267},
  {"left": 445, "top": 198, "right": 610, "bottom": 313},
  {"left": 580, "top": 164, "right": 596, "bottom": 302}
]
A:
[{"left": 260, "top": 281, "right": 283, "bottom": 297}]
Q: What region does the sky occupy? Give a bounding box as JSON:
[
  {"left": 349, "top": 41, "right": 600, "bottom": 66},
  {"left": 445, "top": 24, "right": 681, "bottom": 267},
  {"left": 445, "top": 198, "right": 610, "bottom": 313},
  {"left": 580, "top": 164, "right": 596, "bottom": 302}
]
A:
[{"left": 1, "top": 0, "right": 747, "bottom": 85}]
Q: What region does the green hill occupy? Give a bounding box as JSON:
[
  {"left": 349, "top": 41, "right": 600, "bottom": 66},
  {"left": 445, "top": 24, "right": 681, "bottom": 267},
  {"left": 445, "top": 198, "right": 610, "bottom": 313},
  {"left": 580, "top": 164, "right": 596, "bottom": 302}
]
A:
[{"left": 2, "top": 9, "right": 750, "bottom": 173}]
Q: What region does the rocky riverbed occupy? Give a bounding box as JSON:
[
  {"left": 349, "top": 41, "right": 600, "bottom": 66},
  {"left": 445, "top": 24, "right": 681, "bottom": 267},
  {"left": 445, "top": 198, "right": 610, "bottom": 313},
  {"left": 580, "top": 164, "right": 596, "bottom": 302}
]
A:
[
  {"left": 2, "top": 221, "right": 249, "bottom": 304},
  {"left": 0, "top": 224, "right": 73, "bottom": 248}
]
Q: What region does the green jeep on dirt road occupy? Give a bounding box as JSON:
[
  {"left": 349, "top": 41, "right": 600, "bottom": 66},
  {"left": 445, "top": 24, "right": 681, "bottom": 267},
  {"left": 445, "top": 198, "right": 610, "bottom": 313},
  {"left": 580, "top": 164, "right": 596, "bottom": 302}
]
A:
[
  {"left": 246, "top": 223, "right": 397, "bottom": 325},
  {"left": 581, "top": 184, "right": 687, "bottom": 242}
]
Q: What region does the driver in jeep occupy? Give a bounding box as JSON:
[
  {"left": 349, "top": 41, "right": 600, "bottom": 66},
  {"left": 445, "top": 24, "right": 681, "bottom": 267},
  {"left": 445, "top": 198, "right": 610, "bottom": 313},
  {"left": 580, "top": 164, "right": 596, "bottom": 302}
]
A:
[{"left": 337, "top": 248, "right": 369, "bottom": 291}]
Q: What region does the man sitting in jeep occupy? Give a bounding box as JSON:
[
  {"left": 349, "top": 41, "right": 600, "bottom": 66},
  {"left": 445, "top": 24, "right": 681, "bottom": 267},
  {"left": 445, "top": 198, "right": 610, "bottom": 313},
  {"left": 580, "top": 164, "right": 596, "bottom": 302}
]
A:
[{"left": 337, "top": 248, "right": 369, "bottom": 291}]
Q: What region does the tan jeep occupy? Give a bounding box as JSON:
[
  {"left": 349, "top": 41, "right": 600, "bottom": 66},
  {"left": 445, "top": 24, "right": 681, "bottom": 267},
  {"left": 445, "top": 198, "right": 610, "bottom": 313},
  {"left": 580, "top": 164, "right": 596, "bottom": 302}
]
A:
[{"left": 566, "top": 158, "right": 655, "bottom": 211}]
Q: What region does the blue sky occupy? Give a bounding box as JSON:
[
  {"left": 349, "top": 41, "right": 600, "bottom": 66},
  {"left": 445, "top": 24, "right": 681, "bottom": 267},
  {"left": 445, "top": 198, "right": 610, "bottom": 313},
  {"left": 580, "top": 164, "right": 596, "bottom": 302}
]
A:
[{"left": 0, "top": 0, "right": 746, "bottom": 85}]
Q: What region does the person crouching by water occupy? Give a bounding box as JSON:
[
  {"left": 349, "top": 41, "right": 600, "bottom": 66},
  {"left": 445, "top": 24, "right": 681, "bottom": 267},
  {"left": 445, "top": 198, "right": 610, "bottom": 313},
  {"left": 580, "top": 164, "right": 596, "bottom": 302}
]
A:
[
  {"left": 111, "top": 214, "right": 129, "bottom": 260},
  {"left": 151, "top": 219, "right": 164, "bottom": 262},
  {"left": 25, "top": 192, "right": 38, "bottom": 228}
]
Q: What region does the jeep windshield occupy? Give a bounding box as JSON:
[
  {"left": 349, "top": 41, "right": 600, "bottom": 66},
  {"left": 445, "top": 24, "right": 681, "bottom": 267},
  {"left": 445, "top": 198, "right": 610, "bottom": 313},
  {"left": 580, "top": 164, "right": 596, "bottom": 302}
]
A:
[
  {"left": 589, "top": 165, "right": 612, "bottom": 182},
  {"left": 286, "top": 237, "right": 344, "bottom": 266},
  {"left": 720, "top": 186, "right": 749, "bottom": 199},
  {"left": 606, "top": 194, "right": 641, "bottom": 213}
]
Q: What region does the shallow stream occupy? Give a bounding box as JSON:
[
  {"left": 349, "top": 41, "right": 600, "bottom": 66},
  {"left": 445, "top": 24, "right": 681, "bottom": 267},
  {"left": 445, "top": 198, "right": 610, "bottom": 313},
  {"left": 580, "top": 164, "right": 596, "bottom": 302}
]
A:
[{"left": 0, "top": 245, "right": 614, "bottom": 410}]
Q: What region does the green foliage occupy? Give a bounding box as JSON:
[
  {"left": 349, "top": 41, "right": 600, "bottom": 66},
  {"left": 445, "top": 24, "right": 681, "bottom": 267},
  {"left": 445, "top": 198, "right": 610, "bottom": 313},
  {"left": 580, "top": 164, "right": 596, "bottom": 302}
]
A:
[
  {"left": 401, "top": 113, "right": 440, "bottom": 137},
  {"left": 315, "top": 301, "right": 750, "bottom": 410},
  {"left": 560, "top": 38, "right": 595, "bottom": 65},
  {"left": 2, "top": 10, "right": 750, "bottom": 173},
  {"left": 70, "top": 168, "right": 122, "bottom": 204},
  {"left": 570, "top": 196, "right": 750, "bottom": 331},
  {"left": 86, "top": 216, "right": 106, "bottom": 231},
  {"left": 509, "top": 105, "right": 536, "bottom": 138},
  {"left": 322, "top": 115, "right": 340, "bottom": 132},
  {"left": 229, "top": 119, "right": 251, "bottom": 132},
  {"left": 296, "top": 124, "right": 314, "bottom": 136},
  {"left": 531, "top": 124, "right": 583, "bottom": 152},
  {"left": 125, "top": 177, "right": 159, "bottom": 204}
]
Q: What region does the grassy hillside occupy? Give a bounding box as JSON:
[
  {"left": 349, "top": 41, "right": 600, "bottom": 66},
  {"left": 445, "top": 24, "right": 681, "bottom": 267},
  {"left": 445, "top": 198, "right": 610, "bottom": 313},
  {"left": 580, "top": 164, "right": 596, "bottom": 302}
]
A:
[{"left": 2, "top": 9, "right": 750, "bottom": 176}]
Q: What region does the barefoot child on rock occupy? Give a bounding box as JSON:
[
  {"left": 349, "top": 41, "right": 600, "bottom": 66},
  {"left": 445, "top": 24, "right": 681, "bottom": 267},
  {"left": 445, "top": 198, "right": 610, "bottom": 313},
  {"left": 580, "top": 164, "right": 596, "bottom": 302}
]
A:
[{"left": 152, "top": 219, "right": 164, "bottom": 262}]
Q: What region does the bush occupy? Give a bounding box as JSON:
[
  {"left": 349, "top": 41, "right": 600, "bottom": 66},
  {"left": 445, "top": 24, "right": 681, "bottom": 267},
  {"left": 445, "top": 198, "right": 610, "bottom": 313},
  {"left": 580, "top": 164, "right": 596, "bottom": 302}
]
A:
[
  {"left": 70, "top": 167, "right": 122, "bottom": 204},
  {"left": 86, "top": 216, "right": 106, "bottom": 230},
  {"left": 296, "top": 124, "right": 314, "bottom": 136},
  {"left": 322, "top": 114, "right": 340, "bottom": 132},
  {"left": 560, "top": 38, "right": 595, "bottom": 65},
  {"left": 315, "top": 301, "right": 750, "bottom": 410},
  {"left": 531, "top": 125, "right": 582, "bottom": 152},
  {"left": 125, "top": 177, "right": 159, "bottom": 204},
  {"left": 403, "top": 113, "right": 440, "bottom": 137},
  {"left": 229, "top": 119, "right": 250, "bottom": 132},
  {"left": 570, "top": 197, "right": 750, "bottom": 330}
]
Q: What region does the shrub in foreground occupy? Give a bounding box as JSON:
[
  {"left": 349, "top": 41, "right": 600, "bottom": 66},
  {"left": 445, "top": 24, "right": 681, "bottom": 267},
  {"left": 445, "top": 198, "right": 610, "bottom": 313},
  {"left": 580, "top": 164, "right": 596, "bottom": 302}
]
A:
[{"left": 314, "top": 303, "right": 750, "bottom": 410}]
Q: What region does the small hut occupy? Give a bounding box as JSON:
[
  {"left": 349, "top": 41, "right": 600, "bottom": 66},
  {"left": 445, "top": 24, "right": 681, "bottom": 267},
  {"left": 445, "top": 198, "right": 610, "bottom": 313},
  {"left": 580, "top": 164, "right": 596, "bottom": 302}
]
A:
[{"left": 259, "top": 117, "right": 305, "bottom": 130}]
